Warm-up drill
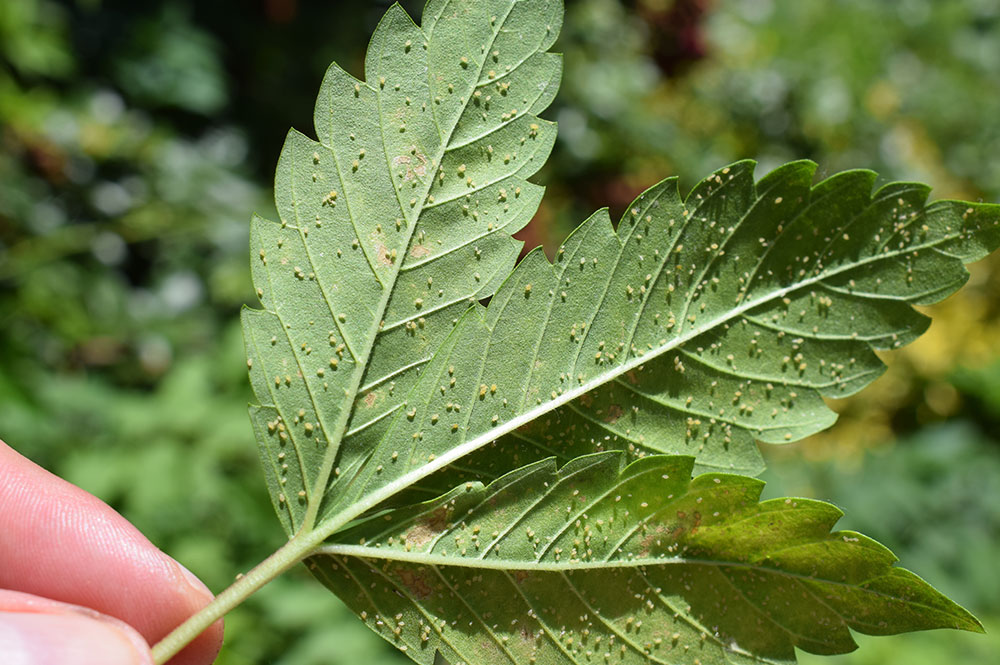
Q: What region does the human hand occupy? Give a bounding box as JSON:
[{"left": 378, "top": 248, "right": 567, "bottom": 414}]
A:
[{"left": 0, "top": 440, "right": 223, "bottom": 664}]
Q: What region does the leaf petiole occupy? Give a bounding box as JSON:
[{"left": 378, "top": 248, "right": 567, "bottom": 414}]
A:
[{"left": 150, "top": 524, "right": 336, "bottom": 664}]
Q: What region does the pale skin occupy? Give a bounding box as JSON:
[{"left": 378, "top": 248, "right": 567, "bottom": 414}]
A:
[{"left": 0, "top": 440, "right": 223, "bottom": 665}]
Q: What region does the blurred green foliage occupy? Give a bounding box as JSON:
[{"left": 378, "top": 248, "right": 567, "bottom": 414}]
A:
[{"left": 1, "top": 0, "right": 998, "bottom": 663}]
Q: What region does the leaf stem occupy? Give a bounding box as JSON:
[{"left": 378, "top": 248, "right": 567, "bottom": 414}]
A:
[{"left": 150, "top": 528, "right": 329, "bottom": 664}]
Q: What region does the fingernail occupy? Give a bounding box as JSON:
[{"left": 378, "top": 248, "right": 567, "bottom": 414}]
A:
[{"left": 0, "top": 611, "right": 152, "bottom": 665}]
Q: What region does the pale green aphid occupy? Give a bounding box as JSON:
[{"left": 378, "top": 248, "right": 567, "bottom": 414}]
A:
[{"left": 152, "top": 1, "right": 1000, "bottom": 663}]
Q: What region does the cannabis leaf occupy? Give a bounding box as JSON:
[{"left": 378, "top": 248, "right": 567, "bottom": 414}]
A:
[
  {"left": 320, "top": 158, "right": 1000, "bottom": 520},
  {"left": 313, "top": 453, "right": 981, "bottom": 664},
  {"left": 244, "top": 0, "right": 561, "bottom": 534},
  {"left": 225, "top": 1, "right": 1000, "bottom": 664}
]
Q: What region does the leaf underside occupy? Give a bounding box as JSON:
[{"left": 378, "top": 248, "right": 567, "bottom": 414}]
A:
[
  {"left": 329, "top": 158, "right": 1000, "bottom": 518},
  {"left": 244, "top": 0, "right": 562, "bottom": 534},
  {"left": 241, "top": 0, "right": 998, "bottom": 663},
  {"left": 312, "top": 453, "right": 981, "bottom": 665}
]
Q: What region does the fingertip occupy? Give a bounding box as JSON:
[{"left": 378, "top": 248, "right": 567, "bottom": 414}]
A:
[
  {"left": 0, "top": 440, "right": 223, "bottom": 663},
  {"left": 161, "top": 563, "right": 223, "bottom": 665},
  {"left": 0, "top": 610, "right": 153, "bottom": 665},
  {"left": 174, "top": 561, "right": 213, "bottom": 601}
]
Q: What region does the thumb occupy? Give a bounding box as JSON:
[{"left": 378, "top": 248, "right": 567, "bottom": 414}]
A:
[{"left": 0, "top": 590, "right": 152, "bottom": 665}]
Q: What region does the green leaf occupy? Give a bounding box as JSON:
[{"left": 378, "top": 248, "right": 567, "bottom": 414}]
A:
[
  {"left": 243, "top": 0, "right": 561, "bottom": 534},
  {"left": 312, "top": 453, "right": 982, "bottom": 664},
  {"left": 322, "top": 158, "right": 1000, "bottom": 517},
  {"left": 238, "top": 1, "right": 999, "bottom": 662}
]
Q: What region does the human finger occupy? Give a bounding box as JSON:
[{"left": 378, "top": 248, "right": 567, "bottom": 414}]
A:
[
  {"left": 0, "top": 440, "right": 223, "bottom": 664},
  {"left": 0, "top": 589, "right": 152, "bottom": 665}
]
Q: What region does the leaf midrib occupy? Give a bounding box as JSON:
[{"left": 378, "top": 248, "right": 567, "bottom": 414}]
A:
[
  {"left": 314, "top": 543, "right": 908, "bottom": 590},
  {"left": 303, "top": 3, "right": 521, "bottom": 533},
  {"left": 330, "top": 221, "right": 967, "bottom": 527}
]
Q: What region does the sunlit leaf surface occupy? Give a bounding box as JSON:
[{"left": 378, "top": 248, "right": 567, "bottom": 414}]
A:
[
  {"left": 242, "top": 1, "right": 998, "bottom": 662},
  {"left": 314, "top": 453, "right": 981, "bottom": 664}
]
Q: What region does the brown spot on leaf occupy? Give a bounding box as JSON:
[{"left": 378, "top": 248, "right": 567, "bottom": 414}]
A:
[
  {"left": 639, "top": 525, "right": 669, "bottom": 557},
  {"left": 376, "top": 244, "right": 392, "bottom": 266},
  {"left": 391, "top": 150, "right": 428, "bottom": 181},
  {"left": 363, "top": 392, "right": 377, "bottom": 408},
  {"left": 579, "top": 392, "right": 594, "bottom": 408},
  {"left": 670, "top": 509, "right": 702, "bottom": 539},
  {"left": 404, "top": 506, "right": 450, "bottom": 549},
  {"left": 604, "top": 404, "right": 623, "bottom": 424},
  {"left": 395, "top": 567, "right": 433, "bottom": 599},
  {"left": 409, "top": 244, "right": 431, "bottom": 258}
]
